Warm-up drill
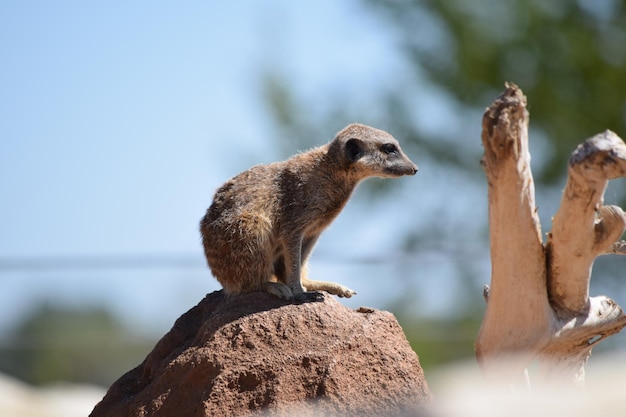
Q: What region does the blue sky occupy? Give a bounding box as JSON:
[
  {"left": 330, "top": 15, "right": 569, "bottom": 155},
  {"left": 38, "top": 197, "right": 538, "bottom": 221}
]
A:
[
  {"left": 1, "top": 1, "right": 439, "bottom": 333},
  {"left": 1, "top": 1, "right": 407, "bottom": 258}
]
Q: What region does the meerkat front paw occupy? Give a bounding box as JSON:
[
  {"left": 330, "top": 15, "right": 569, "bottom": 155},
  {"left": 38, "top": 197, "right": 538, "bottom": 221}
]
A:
[{"left": 335, "top": 286, "right": 356, "bottom": 298}]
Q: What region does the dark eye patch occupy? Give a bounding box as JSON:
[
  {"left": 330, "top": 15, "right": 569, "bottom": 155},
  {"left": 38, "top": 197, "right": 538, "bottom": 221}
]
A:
[{"left": 382, "top": 143, "right": 398, "bottom": 155}]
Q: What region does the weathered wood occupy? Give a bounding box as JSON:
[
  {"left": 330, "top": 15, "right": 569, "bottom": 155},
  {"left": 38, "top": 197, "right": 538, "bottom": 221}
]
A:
[
  {"left": 476, "top": 83, "right": 626, "bottom": 387},
  {"left": 476, "top": 86, "right": 553, "bottom": 379},
  {"left": 547, "top": 131, "right": 626, "bottom": 315}
]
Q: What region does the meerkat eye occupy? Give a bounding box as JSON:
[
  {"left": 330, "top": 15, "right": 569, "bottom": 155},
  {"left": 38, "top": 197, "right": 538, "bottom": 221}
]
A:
[{"left": 381, "top": 143, "right": 398, "bottom": 155}]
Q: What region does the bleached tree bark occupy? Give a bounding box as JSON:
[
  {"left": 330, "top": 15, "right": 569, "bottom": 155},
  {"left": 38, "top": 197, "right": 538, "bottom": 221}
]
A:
[{"left": 475, "top": 83, "right": 626, "bottom": 387}]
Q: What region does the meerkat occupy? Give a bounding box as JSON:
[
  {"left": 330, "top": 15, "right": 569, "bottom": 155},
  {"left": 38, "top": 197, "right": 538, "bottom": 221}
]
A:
[{"left": 200, "top": 123, "right": 418, "bottom": 301}]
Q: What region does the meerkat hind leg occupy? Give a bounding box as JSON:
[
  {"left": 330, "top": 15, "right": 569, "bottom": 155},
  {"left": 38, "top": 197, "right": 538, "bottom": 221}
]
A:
[{"left": 301, "top": 277, "right": 356, "bottom": 298}]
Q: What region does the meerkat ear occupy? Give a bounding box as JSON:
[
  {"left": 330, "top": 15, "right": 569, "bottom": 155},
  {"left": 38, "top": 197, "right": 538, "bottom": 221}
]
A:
[{"left": 345, "top": 138, "right": 364, "bottom": 162}]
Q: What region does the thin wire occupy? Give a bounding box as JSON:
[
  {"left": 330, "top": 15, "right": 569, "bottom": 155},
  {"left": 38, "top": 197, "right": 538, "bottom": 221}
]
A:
[
  {"left": 0, "top": 254, "right": 206, "bottom": 272},
  {"left": 0, "top": 246, "right": 491, "bottom": 272}
]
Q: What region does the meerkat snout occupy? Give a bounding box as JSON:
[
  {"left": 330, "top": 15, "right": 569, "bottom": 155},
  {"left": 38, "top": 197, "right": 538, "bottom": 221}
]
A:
[
  {"left": 378, "top": 141, "right": 419, "bottom": 177},
  {"left": 200, "top": 122, "right": 418, "bottom": 301}
]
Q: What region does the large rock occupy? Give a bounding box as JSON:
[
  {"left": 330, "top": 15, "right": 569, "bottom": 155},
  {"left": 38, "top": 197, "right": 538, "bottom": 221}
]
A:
[{"left": 90, "top": 291, "right": 431, "bottom": 417}]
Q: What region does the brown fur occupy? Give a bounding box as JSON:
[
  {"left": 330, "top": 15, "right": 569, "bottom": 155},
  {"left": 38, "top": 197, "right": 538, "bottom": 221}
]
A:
[{"left": 200, "top": 123, "right": 418, "bottom": 301}]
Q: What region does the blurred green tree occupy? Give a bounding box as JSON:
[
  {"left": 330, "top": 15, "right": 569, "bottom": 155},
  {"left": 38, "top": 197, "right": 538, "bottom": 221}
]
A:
[
  {"left": 366, "top": 0, "right": 626, "bottom": 183},
  {"left": 0, "top": 303, "right": 154, "bottom": 386}
]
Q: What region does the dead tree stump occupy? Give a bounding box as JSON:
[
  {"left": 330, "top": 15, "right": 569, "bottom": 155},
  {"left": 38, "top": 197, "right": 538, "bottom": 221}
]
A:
[{"left": 476, "top": 83, "right": 626, "bottom": 387}]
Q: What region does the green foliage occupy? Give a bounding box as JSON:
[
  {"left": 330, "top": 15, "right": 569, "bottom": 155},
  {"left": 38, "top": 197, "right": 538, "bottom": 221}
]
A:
[
  {"left": 0, "top": 303, "right": 154, "bottom": 386},
  {"left": 397, "top": 314, "right": 481, "bottom": 372},
  {"left": 387, "top": 260, "right": 487, "bottom": 370},
  {"left": 366, "top": 0, "right": 626, "bottom": 183}
]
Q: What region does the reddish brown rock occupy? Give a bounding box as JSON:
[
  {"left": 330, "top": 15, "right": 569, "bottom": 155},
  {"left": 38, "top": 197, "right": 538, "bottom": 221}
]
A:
[{"left": 90, "top": 291, "right": 431, "bottom": 417}]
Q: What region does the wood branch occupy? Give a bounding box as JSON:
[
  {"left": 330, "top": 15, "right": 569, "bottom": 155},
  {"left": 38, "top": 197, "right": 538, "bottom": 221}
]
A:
[
  {"left": 476, "top": 84, "right": 626, "bottom": 387},
  {"left": 606, "top": 240, "right": 626, "bottom": 255},
  {"left": 476, "top": 84, "right": 553, "bottom": 376},
  {"left": 547, "top": 131, "right": 626, "bottom": 315},
  {"left": 536, "top": 295, "right": 626, "bottom": 386}
]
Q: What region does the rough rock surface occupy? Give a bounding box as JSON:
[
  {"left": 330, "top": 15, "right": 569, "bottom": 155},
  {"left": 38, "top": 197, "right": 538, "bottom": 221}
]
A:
[{"left": 90, "top": 291, "right": 431, "bottom": 417}]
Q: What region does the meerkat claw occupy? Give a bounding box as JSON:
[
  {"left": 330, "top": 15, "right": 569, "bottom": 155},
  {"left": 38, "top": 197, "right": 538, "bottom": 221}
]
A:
[{"left": 338, "top": 288, "right": 357, "bottom": 298}]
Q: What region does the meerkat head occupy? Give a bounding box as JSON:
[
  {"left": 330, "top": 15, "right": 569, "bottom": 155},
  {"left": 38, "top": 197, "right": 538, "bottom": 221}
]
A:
[{"left": 333, "top": 123, "right": 418, "bottom": 179}]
